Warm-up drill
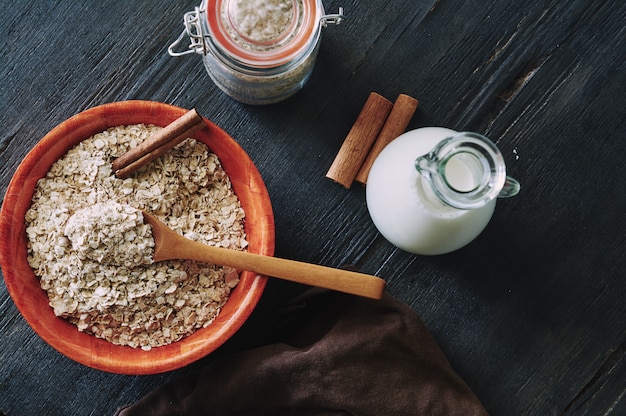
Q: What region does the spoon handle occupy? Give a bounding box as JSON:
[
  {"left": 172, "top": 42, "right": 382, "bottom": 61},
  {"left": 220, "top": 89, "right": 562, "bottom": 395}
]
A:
[{"left": 164, "top": 234, "right": 385, "bottom": 299}]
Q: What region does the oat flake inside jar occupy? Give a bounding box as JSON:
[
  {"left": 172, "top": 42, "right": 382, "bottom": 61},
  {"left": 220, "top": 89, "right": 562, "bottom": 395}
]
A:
[{"left": 169, "top": 0, "right": 344, "bottom": 105}]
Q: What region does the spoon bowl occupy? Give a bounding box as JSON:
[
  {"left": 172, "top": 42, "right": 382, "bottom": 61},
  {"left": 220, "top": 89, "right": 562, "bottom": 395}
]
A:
[{"left": 143, "top": 211, "right": 385, "bottom": 299}]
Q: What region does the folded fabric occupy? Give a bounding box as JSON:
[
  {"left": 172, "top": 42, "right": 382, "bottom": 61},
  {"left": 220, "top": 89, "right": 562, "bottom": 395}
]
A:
[{"left": 116, "top": 289, "right": 487, "bottom": 415}]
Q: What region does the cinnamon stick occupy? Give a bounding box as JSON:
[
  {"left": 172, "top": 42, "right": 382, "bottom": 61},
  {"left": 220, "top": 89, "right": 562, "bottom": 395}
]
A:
[
  {"left": 112, "top": 108, "right": 204, "bottom": 178},
  {"left": 355, "top": 94, "right": 418, "bottom": 185},
  {"left": 326, "top": 92, "right": 393, "bottom": 188},
  {"left": 114, "top": 136, "right": 190, "bottom": 179}
]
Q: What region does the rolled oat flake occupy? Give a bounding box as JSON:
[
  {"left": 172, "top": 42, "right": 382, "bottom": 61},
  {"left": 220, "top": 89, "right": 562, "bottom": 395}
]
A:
[{"left": 169, "top": 0, "right": 345, "bottom": 105}]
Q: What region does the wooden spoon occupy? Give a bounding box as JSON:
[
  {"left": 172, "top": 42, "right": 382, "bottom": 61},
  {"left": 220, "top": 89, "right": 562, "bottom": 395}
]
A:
[{"left": 143, "top": 211, "right": 385, "bottom": 299}]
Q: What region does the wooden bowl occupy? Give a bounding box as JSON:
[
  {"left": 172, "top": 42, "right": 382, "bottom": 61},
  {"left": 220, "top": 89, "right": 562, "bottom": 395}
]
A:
[{"left": 0, "top": 101, "right": 275, "bottom": 374}]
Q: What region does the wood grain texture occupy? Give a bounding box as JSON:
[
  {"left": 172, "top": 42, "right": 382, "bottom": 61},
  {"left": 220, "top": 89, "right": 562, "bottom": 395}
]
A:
[{"left": 0, "top": 0, "right": 624, "bottom": 415}]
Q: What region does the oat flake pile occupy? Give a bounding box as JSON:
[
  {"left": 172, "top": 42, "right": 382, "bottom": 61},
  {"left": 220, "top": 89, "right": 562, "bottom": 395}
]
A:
[{"left": 25, "top": 124, "right": 248, "bottom": 350}]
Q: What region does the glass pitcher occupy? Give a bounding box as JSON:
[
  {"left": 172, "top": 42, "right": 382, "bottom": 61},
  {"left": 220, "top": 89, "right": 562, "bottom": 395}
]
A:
[{"left": 365, "top": 128, "right": 520, "bottom": 255}]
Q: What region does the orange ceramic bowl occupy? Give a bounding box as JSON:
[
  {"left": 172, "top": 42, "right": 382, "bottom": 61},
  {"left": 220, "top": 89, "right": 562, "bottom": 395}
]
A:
[{"left": 0, "top": 101, "right": 274, "bottom": 374}]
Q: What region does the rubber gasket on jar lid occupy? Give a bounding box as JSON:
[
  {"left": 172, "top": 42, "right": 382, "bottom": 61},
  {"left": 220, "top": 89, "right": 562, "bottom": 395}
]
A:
[{"left": 205, "top": 0, "right": 322, "bottom": 68}]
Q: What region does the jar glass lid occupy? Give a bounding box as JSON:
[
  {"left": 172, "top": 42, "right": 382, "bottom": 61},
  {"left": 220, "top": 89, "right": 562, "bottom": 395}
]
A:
[{"left": 206, "top": 0, "right": 321, "bottom": 67}]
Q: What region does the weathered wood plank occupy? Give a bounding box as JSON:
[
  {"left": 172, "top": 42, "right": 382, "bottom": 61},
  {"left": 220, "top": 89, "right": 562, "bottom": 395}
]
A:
[{"left": 0, "top": 0, "right": 624, "bottom": 415}]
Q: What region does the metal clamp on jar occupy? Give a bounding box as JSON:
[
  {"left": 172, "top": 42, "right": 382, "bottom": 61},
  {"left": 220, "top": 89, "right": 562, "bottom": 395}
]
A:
[{"left": 169, "top": 0, "right": 344, "bottom": 105}]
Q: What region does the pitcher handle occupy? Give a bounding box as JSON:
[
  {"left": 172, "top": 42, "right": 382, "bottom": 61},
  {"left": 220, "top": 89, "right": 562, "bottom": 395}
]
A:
[{"left": 498, "top": 176, "right": 521, "bottom": 198}]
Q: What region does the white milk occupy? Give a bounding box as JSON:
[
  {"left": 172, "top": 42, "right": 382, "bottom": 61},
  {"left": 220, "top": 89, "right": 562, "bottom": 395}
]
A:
[
  {"left": 444, "top": 153, "right": 481, "bottom": 192},
  {"left": 366, "top": 127, "right": 496, "bottom": 255}
]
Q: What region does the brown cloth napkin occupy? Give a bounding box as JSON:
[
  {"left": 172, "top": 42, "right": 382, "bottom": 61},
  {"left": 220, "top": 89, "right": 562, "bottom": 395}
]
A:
[{"left": 116, "top": 289, "right": 487, "bottom": 416}]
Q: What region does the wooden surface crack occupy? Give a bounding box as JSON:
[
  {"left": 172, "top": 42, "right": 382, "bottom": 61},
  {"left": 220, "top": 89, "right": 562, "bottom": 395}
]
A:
[{"left": 561, "top": 338, "right": 626, "bottom": 415}]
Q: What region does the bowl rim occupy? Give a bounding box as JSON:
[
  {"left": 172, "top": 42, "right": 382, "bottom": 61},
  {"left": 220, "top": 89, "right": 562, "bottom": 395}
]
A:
[{"left": 0, "top": 100, "right": 275, "bottom": 374}]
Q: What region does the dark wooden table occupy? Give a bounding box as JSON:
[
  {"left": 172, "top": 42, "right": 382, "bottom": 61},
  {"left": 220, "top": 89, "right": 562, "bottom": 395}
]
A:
[{"left": 1, "top": 1, "right": 624, "bottom": 414}]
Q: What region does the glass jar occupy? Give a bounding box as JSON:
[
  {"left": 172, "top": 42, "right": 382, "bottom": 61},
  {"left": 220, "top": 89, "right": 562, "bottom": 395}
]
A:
[
  {"left": 169, "top": 0, "right": 344, "bottom": 105},
  {"left": 366, "top": 128, "right": 520, "bottom": 255}
]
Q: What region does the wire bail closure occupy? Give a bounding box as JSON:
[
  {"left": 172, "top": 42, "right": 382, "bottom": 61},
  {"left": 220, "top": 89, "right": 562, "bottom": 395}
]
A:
[
  {"left": 321, "top": 7, "right": 345, "bottom": 27},
  {"left": 168, "top": 5, "right": 345, "bottom": 57},
  {"left": 168, "top": 7, "right": 207, "bottom": 57}
]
